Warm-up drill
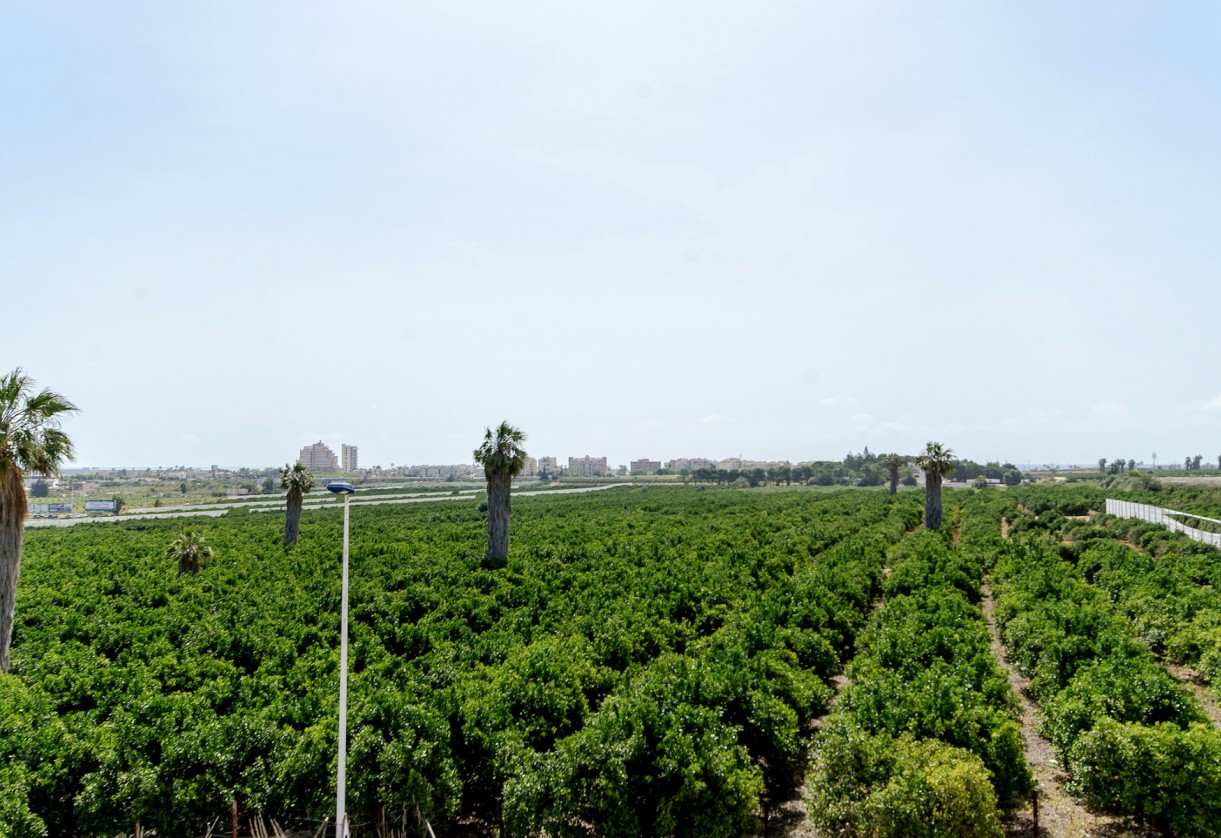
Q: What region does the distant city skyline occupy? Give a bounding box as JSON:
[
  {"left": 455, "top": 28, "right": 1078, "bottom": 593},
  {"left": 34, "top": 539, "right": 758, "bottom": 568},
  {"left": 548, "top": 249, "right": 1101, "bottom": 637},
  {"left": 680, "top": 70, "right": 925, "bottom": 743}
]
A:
[{"left": 61, "top": 451, "right": 1186, "bottom": 475}]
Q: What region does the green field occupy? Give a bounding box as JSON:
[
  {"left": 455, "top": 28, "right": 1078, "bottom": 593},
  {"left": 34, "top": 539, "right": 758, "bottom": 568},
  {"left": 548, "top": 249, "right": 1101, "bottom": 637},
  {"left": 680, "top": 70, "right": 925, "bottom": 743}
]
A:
[
  {"left": 6, "top": 483, "right": 1221, "bottom": 836},
  {"left": 4, "top": 487, "right": 915, "bottom": 835}
]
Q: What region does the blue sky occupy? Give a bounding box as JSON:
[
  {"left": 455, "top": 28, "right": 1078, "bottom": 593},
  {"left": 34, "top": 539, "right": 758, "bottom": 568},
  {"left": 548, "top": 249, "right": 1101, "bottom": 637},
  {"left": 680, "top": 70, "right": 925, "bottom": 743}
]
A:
[{"left": 5, "top": 2, "right": 1221, "bottom": 469}]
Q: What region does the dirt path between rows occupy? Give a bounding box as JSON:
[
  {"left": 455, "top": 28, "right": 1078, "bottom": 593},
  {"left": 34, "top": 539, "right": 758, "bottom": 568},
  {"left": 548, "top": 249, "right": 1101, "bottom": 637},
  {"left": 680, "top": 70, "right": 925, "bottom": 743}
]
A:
[
  {"left": 761, "top": 540, "right": 901, "bottom": 837},
  {"left": 764, "top": 671, "right": 850, "bottom": 837},
  {"left": 980, "top": 582, "right": 1148, "bottom": 837}
]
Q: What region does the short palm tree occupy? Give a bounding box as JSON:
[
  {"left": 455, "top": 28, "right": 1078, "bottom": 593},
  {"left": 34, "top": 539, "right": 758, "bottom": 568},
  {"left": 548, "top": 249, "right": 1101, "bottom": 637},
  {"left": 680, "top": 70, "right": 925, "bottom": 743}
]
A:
[
  {"left": 167, "top": 527, "right": 214, "bottom": 577},
  {"left": 474, "top": 421, "right": 527, "bottom": 566},
  {"left": 917, "top": 441, "right": 956, "bottom": 531},
  {"left": 883, "top": 453, "right": 905, "bottom": 496},
  {"left": 0, "top": 369, "right": 77, "bottom": 672},
  {"left": 281, "top": 462, "right": 316, "bottom": 546}
]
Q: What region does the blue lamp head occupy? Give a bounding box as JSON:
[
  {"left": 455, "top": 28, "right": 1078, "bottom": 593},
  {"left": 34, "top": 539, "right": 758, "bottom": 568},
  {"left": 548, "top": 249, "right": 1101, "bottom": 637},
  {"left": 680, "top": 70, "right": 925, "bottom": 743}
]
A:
[{"left": 327, "top": 482, "right": 356, "bottom": 495}]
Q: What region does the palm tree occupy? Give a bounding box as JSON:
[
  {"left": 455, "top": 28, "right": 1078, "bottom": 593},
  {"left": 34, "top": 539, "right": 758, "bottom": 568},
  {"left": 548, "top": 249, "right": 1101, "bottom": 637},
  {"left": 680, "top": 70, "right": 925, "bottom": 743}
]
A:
[
  {"left": 280, "top": 462, "right": 316, "bottom": 546},
  {"left": 917, "top": 441, "right": 956, "bottom": 531},
  {"left": 474, "top": 421, "right": 527, "bottom": 566},
  {"left": 167, "top": 527, "right": 214, "bottom": 577},
  {"left": 0, "top": 368, "right": 77, "bottom": 673},
  {"left": 883, "top": 453, "right": 905, "bottom": 496}
]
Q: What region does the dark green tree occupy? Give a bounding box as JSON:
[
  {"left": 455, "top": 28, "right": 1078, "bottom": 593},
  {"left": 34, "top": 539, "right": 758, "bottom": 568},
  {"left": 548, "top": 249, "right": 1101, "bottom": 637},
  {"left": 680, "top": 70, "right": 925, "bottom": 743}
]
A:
[
  {"left": 30, "top": 479, "right": 49, "bottom": 498},
  {"left": 280, "top": 462, "right": 316, "bottom": 546},
  {"left": 166, "top": 527, "right": 214, "bottom": 577},
  {"left": 0, "top": 369, "right": 77, "bottom": 673},
  {"left": 474, "top": 421, "right": 527, "bottom": 566}
]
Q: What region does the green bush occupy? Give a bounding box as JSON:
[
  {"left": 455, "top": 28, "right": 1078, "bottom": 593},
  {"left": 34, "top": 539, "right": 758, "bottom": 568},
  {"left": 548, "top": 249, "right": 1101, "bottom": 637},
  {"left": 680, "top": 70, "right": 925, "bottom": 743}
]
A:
[
  {"left": 1069, "top": 719, "right": 1221, "bottom": 836},
  {"left": 808, "top": 719, "right": 1003, "bottom": 837},
  {"left": 1042, "top": 657, "right": 1204, "bottom": 758}
]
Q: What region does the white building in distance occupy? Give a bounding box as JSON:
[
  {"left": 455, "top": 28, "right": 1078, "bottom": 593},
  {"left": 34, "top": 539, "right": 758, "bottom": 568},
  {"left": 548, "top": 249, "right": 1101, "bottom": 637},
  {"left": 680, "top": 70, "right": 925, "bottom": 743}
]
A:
[
  {"left": 299, "top": 441, "right": 339, "bottom": 473},
  {"left": 568, "top": 455, "right": 609, "bottom": 477}
]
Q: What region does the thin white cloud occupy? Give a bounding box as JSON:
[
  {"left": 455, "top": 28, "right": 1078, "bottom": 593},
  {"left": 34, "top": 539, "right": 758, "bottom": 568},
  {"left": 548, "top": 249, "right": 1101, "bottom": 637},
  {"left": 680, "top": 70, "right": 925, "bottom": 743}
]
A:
[
  {"left": 698, "top": 414, "right": 730, "bottom": 425},
  {"left": 821, "top": 395, "right": 859, "bottom": 407},
  {"left": 1202, "top": 395, "right": 1221, "bottom": 411},
  {"left": 1092, "top": 401, "right": 1127, "bottom": 416}
]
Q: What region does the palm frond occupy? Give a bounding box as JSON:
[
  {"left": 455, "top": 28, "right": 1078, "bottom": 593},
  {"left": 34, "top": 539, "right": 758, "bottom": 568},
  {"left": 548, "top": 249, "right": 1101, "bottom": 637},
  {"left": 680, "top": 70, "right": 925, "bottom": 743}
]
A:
[
  {"left": 0, "top": 368, "right": 79, "bottom": 479},
  {"left": 474, "top": 421, "right": 528, "bottom": 479},
  {"left": 917, "top": 441, "right": 956, "bottom": 479},
  {"left": 280, "top": 462, "right": 317, "bottom": 493}
]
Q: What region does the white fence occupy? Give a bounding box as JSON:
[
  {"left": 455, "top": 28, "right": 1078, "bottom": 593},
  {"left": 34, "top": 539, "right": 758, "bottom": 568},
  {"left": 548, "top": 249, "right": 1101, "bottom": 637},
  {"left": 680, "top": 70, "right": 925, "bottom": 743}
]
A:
[{"left": 1105, "top": 498, "right": 1221, "bottom": 548}]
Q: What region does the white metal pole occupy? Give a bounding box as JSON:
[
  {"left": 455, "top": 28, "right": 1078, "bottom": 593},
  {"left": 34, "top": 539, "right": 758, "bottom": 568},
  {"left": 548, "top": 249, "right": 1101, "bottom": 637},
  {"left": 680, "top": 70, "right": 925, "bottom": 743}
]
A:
[{"left": 337, "top": 492, "right": 350, "bottom": 836}]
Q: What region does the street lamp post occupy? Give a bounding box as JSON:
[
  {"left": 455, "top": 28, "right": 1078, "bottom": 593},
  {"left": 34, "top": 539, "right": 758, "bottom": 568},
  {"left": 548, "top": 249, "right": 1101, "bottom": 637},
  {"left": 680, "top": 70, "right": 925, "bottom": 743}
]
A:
[{"left": 327, "top": 481, "right": 356, "bottom": 837}]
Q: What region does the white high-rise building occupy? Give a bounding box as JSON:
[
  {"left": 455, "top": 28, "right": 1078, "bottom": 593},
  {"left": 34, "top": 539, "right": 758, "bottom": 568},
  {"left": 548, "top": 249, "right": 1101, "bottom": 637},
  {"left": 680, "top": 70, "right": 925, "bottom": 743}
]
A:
[
  {"left": 342, "top": 444, "right": 359, "bottom": 472},
  {"left": 299, "top": 441, "right": 339, "bottom": 473}
]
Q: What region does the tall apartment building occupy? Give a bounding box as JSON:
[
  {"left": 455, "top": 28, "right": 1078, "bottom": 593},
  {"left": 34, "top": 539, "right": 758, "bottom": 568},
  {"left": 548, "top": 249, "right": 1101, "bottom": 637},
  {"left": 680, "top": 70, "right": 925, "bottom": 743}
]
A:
[
  {"left": 568, "top": 455, "right": 609, "bottom": 477},
  {"left": 630, "top": 458, "right": 662, "bottom": 474},
  {"left": 341, "top": 444, "right": 359, "bottom": 472},
  {"left": 299, "top": 441, "right": 339, "bottom": 473},
  {"left": 538, "top": 456, "right": 559, "bottom": 477}
]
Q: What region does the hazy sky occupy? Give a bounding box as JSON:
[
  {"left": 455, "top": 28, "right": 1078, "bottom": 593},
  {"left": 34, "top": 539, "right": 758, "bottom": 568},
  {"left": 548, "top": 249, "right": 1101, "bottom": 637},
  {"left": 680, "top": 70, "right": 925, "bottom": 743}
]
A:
[{"left": 5, "top": 2, "right": 1221, "bottom": 469}]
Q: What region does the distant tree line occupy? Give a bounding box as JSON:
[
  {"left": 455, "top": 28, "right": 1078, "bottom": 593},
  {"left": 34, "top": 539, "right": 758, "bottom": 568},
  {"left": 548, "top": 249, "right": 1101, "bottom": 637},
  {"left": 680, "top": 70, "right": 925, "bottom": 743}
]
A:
[
  {"left": 689, "top": 448, "right": 1021, "bottom": 489},
  {"left": 1098, "top": 456, "right": 1219, "bottom": 474}
]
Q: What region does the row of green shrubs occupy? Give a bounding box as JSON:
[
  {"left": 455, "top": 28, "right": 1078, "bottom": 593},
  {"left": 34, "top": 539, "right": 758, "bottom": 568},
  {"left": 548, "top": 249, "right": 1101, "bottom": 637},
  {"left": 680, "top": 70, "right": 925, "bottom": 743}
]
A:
[
  {"left": 1067, "top": 516, "right": 1221, "bottom": 687},
  {"left": 990, "top": 508, "right": 1221, "bottom": 836},
  {"left": 1004, "top": 482, "right": 1221, "bottom": 690},
  {"left": 807, "top": 520, "right": 1032, "bottom": 837}
]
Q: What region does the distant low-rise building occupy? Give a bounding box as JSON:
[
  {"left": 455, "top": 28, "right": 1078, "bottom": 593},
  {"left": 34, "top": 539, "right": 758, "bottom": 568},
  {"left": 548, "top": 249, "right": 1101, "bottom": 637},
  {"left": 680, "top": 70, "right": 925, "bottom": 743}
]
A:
[
  {"left": 404, "top": 463, "right": 482, "bottom": 479},
  {"left": 666, "top": 457, "right": 718, "bottom": 472},
  {"left": 568, "top": 455, "right": 609, "bottom": 477},
  {"left": 630, "top": 458, "right": 662, "bottom": 475}
]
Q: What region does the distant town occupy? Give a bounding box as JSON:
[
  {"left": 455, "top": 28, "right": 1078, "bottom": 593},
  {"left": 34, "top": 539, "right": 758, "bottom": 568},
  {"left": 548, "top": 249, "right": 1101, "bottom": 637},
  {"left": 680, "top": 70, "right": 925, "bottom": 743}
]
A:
[
  {"left": 49, "top": 438, "right": 1209, "bottom": 485},
  {"left": 19, "top": 437, "right": 1221, "bottom": 521}
]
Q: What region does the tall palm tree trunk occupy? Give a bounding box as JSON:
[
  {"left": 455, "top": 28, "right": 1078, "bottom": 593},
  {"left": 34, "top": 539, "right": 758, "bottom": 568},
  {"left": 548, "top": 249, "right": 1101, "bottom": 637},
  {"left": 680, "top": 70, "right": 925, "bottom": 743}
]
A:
[
  {"left": 924, "top": 473, "right": 943, "bottom": 530},
  {"left": 284, "top": 489, "right": 303, "bottom": 545},
  {"left": 486, "top": 472, "right": 512, "bottom": 562},
  {"left": 888, "top": 468, "right": 899, "bottom": 496},
  {"left": 1, "top": 469, "right": 28, "bottom": 673}
]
